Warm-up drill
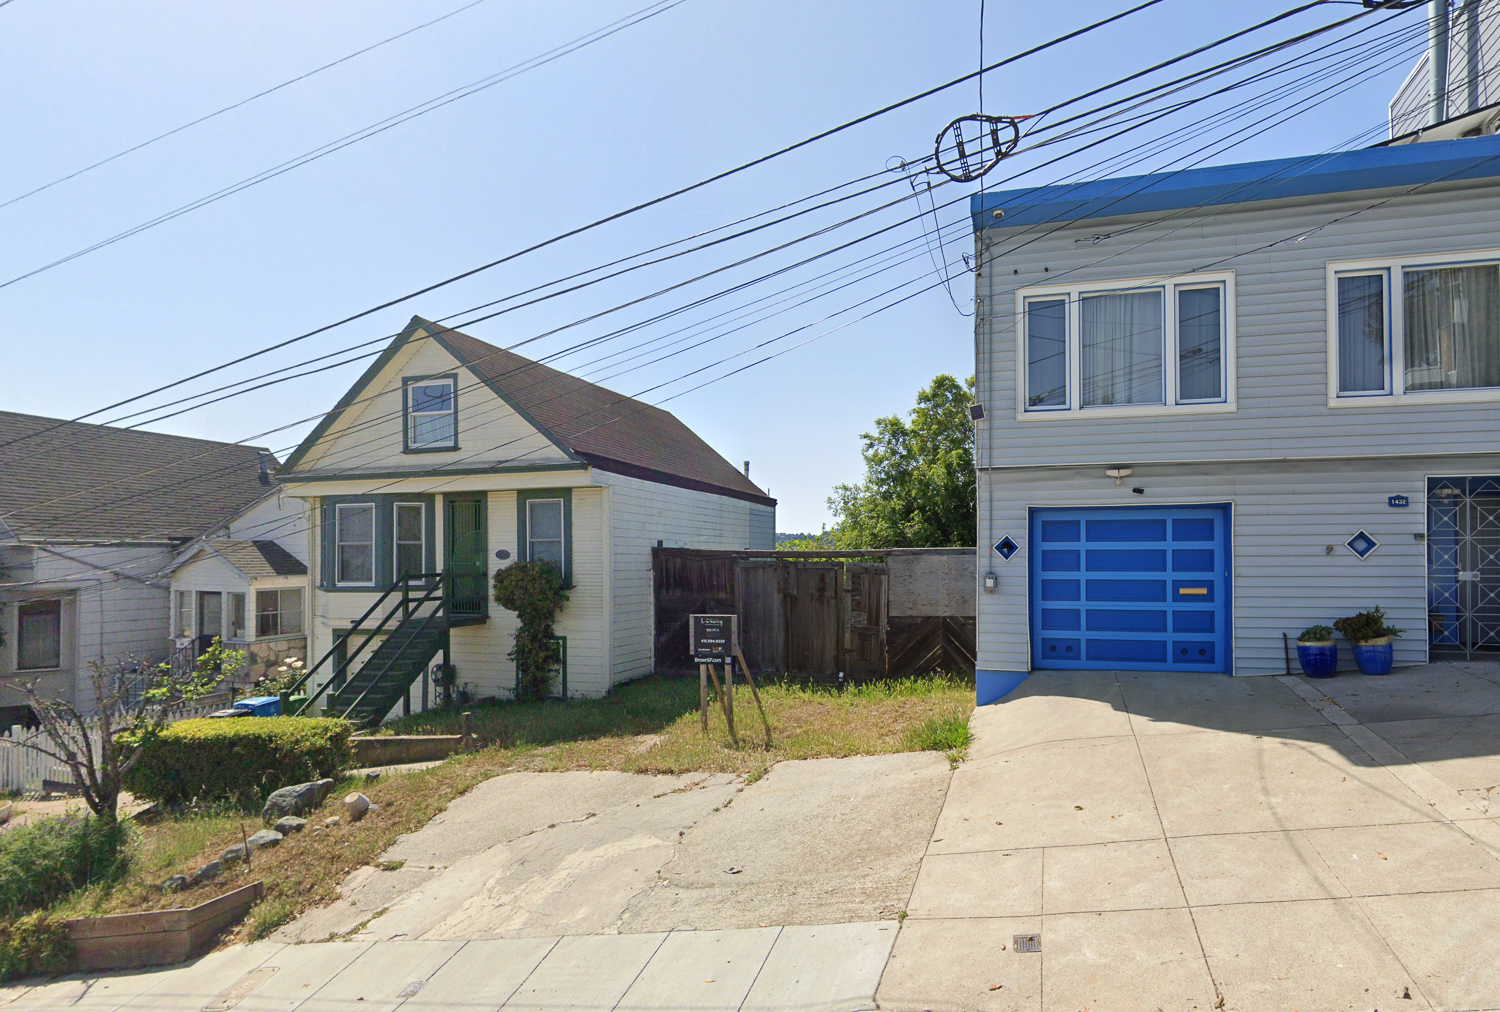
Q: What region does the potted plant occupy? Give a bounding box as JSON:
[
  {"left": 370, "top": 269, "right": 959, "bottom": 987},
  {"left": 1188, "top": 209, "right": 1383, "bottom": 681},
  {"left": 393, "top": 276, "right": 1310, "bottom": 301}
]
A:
[
  {"left": 1295, "top": 625, "right": 1338, "bottom": 678},
  {"left": 1333, "top": 607, "right": 1403, "bottom": 675}
]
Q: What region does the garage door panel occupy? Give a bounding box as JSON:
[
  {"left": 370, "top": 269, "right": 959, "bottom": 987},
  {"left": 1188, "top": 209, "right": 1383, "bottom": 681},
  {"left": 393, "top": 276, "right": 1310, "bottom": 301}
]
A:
[
  {"left": 1086, "top": 549, "right": 1167, "bottom": 571},
  {"left": 1086, "top": 609, "right": 1168, "bottom": 632},
  {"left": 1087, "top": 579, "right": 1167, "bottom": 602},
  {"left": 1030, "top": 505, "right": 1229, "bottom": 673}
]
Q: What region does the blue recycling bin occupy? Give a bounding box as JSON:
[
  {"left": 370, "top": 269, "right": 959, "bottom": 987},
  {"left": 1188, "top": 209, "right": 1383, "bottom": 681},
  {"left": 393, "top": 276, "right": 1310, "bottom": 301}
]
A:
[{"left": 233, "top": 696, "right": 282, "bottom": 717}]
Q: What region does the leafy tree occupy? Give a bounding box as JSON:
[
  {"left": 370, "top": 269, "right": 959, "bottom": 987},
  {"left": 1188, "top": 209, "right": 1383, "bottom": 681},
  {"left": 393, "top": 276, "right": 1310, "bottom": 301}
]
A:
[
  {"left": 7, "top": 639, "right": 242, "bottom": 822},
  {"left": 826, "top": 374, "right": 976, "bottom": 549}
]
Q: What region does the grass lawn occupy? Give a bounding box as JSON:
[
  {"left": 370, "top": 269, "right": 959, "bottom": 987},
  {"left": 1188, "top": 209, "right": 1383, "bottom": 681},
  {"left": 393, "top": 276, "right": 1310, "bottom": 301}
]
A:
[{"left": 32, "top": 673, "right": 973, "bottom": 950}]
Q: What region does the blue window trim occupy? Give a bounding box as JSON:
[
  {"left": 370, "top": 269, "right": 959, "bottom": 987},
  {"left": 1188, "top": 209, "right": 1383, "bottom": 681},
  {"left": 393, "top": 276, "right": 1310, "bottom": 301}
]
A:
[
  {"left": 515, "top": 488, "right": 573, "bottom": 584},
  {"left": 402, "top": 373, "right": 459, "bottom": 454},
  {"left": 319, "top": 495, "right": 437, "bottom": 592}
]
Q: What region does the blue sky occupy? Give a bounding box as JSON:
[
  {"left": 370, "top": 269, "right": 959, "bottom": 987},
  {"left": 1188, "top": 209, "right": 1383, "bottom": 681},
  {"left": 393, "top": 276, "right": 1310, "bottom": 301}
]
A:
[{"left": 0, "top": 0, "right": 1430, "bottom": 531}]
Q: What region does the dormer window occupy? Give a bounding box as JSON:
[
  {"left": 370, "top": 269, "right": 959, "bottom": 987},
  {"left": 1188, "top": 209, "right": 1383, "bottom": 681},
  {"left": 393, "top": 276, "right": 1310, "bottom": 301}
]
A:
[{"left": 404, "top": 376, "right": 457, "bottom": 451}]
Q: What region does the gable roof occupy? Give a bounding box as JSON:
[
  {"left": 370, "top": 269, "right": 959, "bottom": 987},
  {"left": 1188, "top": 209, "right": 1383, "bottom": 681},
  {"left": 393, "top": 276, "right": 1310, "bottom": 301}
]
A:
[
  {"left": 285, "top": 317, "right": 774, "bottom": 507},
  {"left": 0, "top": 410, "right": 275, "bottom": 543},
  {"left": 972, "top": 133, "right": 1500, "bottom": 230},
  {"left": 188, "top": 539, "right": 307, "bottom": 579}
]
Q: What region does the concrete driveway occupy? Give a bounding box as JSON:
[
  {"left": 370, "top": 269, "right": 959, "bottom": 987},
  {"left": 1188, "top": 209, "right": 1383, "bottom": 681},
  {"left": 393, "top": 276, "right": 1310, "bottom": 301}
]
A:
[{"left": 877, "top": 663, "right": 1500, "bottom": 1012}]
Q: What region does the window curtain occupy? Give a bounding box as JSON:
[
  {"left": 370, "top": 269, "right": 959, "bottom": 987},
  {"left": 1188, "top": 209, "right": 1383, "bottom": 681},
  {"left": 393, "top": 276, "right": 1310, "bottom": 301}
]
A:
[
  {"left": 1404, "top": 265, "right": 1500, "bottom": 391},
  {"left": 17, "top": 601, "right": 61, "bottom": 670},
  {"left": 1081, "top": 291, "right": 1163, "bottom": 406},
  {"left": 1177, "top": 287, "right": 1222, "bottom": 401},
  {"left": 1026, "top": 299, "right": 1067, "bottom": 407},
  {"left": 1337, "top": 274, "right": 1386, "bottom": 393}
]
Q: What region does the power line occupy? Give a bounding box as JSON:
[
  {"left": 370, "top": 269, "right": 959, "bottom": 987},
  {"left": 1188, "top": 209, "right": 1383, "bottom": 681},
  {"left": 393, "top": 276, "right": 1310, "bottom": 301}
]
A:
[
  {"left": 0, "top": 0, "right": 498, "bottom": 213},
  {"left": 0, "top": 0, "right": 1171, "bottom": 459},
  {"left": 0, "top": 0, "right": 691, "bottom": 292}
]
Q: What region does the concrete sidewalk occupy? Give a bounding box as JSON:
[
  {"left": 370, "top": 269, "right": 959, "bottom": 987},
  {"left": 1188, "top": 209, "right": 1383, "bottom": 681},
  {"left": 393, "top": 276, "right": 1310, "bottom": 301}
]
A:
[
  {"left": 0, "top": 922, "right": 898, "bottom": 1012},
  {"left": 877, "top": 664, "right": 1500, "bottom": 1012}
]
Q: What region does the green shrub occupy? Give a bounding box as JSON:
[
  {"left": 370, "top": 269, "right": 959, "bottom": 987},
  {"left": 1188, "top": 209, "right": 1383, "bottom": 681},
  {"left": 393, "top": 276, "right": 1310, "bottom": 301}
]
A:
[
  {"left": 493, "top": 560, "right": 570, "bottom": 700},
  {"left": 0, "top": 912, "right": 74, "bottom": 982},
  {"left": 122, "top": 717, "right": 354, "bottom": 806},
  {"left": 0, "top": 816, "right": 128, "bottom": 918},
  {"left": 1333, "top": 607, "right": 1403, "bottom": 644},
  {"left": 1298, "top": 624, "right": 1334, "bottom": 642}
]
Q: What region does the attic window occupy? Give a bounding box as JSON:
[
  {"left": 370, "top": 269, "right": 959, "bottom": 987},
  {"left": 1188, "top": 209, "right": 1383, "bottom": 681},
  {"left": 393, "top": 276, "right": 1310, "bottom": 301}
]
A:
[{"left": 404, "top": 376, "right": 457, "bottom": 451}]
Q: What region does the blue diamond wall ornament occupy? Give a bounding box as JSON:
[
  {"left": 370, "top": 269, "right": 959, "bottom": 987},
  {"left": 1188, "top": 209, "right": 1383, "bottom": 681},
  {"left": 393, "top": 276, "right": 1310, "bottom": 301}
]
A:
[
  {"left": 994, "top": 536, "right": 1019, "bottom": 560},
  {"left": 1345, "top": 530, "right": 1379, "bottom": 559}
]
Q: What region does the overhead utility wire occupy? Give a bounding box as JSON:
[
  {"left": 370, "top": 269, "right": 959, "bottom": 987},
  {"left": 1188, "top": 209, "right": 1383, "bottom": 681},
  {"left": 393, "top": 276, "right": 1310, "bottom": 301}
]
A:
[
  {"left": 5, "top": 1, "right": 1398, "bottom": 515},
  {"left": 0, "top": 0, "right": 690, "bottom": 292},
  {"left": 0, "top": 0, "right": 498, "bottom": 213},
  {"left": 0, "top": 0, "right": 1170, "bottom": 454}
]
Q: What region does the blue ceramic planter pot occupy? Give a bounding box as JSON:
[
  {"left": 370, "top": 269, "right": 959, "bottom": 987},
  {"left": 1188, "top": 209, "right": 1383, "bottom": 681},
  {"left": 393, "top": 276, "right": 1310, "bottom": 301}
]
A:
[
  {"left": 1296, "top": 642, "right": 1338, "bottom": 678},
  {"left": 1352, "top": 638, "right": 1394, "bottom": 675}
]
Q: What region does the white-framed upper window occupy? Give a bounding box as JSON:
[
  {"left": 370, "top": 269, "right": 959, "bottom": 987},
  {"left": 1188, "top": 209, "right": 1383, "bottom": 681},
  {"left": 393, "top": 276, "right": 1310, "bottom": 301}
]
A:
[
  {"left": 394, "top": 502, "right": 426, "bottom": 581},
  {"left": 1016, "top": 271, "right": 1236, "bottom": 418},
  {"left": 1329, "top": 249, "right": 1500, "bottom": 405},
  {"left": 526, "top": 498, "right": 565, "bottom": 573},
  {"left": 335, "top": 503, "right": 376, "bottom": 586},
  {"left": 404, "top": 376, "right": 457, "bottom": 450}
]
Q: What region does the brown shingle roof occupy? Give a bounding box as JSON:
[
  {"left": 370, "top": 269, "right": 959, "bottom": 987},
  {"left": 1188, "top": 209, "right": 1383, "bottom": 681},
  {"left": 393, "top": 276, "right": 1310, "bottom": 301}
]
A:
[
  {"left": 0, "top": 411, "right": 274, "bottom": 543},
  {"left": 426, "top": 320, "right": 774, "bottom": 506},
  {"left": 204, "top": 539, "right": 307, "bottom": 579}
]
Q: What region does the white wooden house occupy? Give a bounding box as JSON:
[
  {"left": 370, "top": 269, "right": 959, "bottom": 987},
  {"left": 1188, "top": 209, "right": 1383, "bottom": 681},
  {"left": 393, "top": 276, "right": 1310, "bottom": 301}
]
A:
[{"left": 278, "top": 317, "right": 774, "bottom": 717}]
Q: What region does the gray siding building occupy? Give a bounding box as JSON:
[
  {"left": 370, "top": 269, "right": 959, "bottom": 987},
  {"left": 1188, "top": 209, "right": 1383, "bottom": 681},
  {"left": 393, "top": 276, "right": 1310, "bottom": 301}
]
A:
[{"left": 971, "top": 132, "right": 1500, "bottom": 703}]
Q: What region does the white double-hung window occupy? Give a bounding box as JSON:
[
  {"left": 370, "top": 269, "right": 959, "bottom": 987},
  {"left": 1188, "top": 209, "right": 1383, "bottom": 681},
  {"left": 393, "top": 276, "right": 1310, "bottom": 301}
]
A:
[
  {"left": 404, "top": 376, "right": 457, "bottom": 450},
  {"left": 1329, "top": 250, "right": 1500, "bottom": 404},
  {"left": 1017, "top": 272, "right": 1235, "bottom": 417}
]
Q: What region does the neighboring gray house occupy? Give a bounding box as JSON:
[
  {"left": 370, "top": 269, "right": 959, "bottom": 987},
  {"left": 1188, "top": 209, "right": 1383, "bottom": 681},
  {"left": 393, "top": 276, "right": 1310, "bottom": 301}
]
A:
[
  {"left": 1390, "top": 0, "right": 1500, "bottom": 139},
  {"left": 969, "top": 130, "right": 1500, "bottom": 702},
  {"left": 0, "top": 411, "right": 297, "bottom": 712}
]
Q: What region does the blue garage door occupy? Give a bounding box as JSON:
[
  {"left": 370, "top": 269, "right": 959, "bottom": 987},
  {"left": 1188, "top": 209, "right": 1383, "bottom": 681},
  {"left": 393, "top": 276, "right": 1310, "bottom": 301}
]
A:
[{"left": 1029, "top": 505, "right": 1230, "bottom": 672}]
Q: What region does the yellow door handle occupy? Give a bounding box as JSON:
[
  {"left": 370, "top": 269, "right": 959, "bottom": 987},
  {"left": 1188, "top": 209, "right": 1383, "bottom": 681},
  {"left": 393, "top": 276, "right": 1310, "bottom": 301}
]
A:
[{"left": 1178, "top": 587, "right": 1208, "bottom": 596}]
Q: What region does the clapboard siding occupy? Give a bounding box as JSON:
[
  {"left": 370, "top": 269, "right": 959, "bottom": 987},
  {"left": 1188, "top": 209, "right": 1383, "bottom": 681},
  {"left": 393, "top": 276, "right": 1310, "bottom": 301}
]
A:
[
  {"left": 974, "top": 456, "right": 1484, "bottom": 677},
  {"left": 597, "top": 471, "right": 775, "bottom": 686},
  {"left": 977, "top": 182, "right": 1500, "bottom": 465},
  {"left": 0, "top": 545, "right": 173, "bottom": 710}
]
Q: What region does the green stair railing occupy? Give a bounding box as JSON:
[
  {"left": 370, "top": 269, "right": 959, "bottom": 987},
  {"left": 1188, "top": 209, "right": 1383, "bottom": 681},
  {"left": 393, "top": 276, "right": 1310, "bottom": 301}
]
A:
[{"left": 285, "top": 572, "right": 448, "bottom": 719}]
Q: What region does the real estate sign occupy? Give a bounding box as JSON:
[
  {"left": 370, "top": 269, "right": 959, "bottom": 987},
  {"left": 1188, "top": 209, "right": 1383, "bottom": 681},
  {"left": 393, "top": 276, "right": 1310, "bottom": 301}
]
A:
[{"left": 689, "top": 614, "right": 736, "bottom": 663}]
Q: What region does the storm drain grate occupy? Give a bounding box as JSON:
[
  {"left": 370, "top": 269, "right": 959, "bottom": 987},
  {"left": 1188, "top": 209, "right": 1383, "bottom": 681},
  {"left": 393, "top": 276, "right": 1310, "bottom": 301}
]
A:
[{"left": 1013, "top": 934, "right": 1041, "bottom": 953}]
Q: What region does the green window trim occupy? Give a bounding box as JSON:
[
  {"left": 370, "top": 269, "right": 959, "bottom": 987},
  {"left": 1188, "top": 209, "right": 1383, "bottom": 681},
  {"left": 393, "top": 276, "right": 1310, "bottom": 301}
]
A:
[
  {"left": 318, "top": 495, "right": 438, "bottom": 592},
  {"left": 515, "top": 488, "right": 573, "bottom": 584},
  {"left": 402, "top": 373, "right": 459, "bottom": 454}
]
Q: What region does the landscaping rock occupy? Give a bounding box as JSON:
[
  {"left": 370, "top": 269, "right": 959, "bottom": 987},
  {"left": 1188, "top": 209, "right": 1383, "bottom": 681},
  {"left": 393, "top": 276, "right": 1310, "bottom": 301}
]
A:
[
  {"left": 220, "top": 843, "right": 248, "bottom": 866},
  {"left": 191, "top": 861, "right": 223, "bottom": 884},
  {"left": 344, "top": 792, "right": 370, "bottom": 822},
  {"left": 262, "top": 778, "right": 336, "bottom": 823},
  {"left": 323, "top": 816, "right": 341, "bottom": 828},
  {"left": 246, "top": 829, "right": 284, "bottom": 851},
  {"left": 365, "top": 770, "right": 381, "bottom": 783},
  {"left": 161, "top": 874, "right": 189, "bottom": 893},
  {"left": 273, "top": 816, "right": 308, "bottom": 836}
]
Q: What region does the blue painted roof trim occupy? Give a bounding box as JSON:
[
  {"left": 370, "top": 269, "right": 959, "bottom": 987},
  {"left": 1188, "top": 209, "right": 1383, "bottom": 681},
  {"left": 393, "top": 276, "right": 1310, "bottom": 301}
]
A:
[{"left": 971, "top": 135, "right": 1500, "bottom": 232}]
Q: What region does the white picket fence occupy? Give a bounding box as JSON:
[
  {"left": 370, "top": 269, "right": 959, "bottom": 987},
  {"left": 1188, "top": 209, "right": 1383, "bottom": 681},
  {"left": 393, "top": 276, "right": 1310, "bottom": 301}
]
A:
[{"left": 0, "top": 691, "right": 234, "bottom": 796}]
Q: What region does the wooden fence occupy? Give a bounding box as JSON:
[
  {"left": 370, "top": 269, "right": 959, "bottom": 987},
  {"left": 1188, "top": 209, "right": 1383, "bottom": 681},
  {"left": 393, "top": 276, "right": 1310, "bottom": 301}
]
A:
[{"left": 653, "top": 548, "right": 976, "bottom": 684}]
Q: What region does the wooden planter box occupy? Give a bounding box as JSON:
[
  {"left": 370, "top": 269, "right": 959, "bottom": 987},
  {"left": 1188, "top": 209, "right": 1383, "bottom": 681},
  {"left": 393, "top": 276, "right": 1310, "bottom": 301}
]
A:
[
  {"left": 351, "top": 735, "right": 462, "bottom": 766},
  {"left": 67, "top": 881, "right": 264, "bottom": 971}
]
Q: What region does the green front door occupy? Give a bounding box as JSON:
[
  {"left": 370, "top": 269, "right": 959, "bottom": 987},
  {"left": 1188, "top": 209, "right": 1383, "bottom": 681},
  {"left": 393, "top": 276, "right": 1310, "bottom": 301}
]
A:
[{"left": 445, "top": 495, "right": 488, "bottom": 620}]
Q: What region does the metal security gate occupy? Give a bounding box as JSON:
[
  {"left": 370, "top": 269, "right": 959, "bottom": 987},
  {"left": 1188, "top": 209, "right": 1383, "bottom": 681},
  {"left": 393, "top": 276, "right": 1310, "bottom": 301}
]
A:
[
  {"left": 1428, "top": 477, "right": 1500, "bottom": 658},
  {"left": 1029, "top": 504, "right": 1231, "bottom": 672}
]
